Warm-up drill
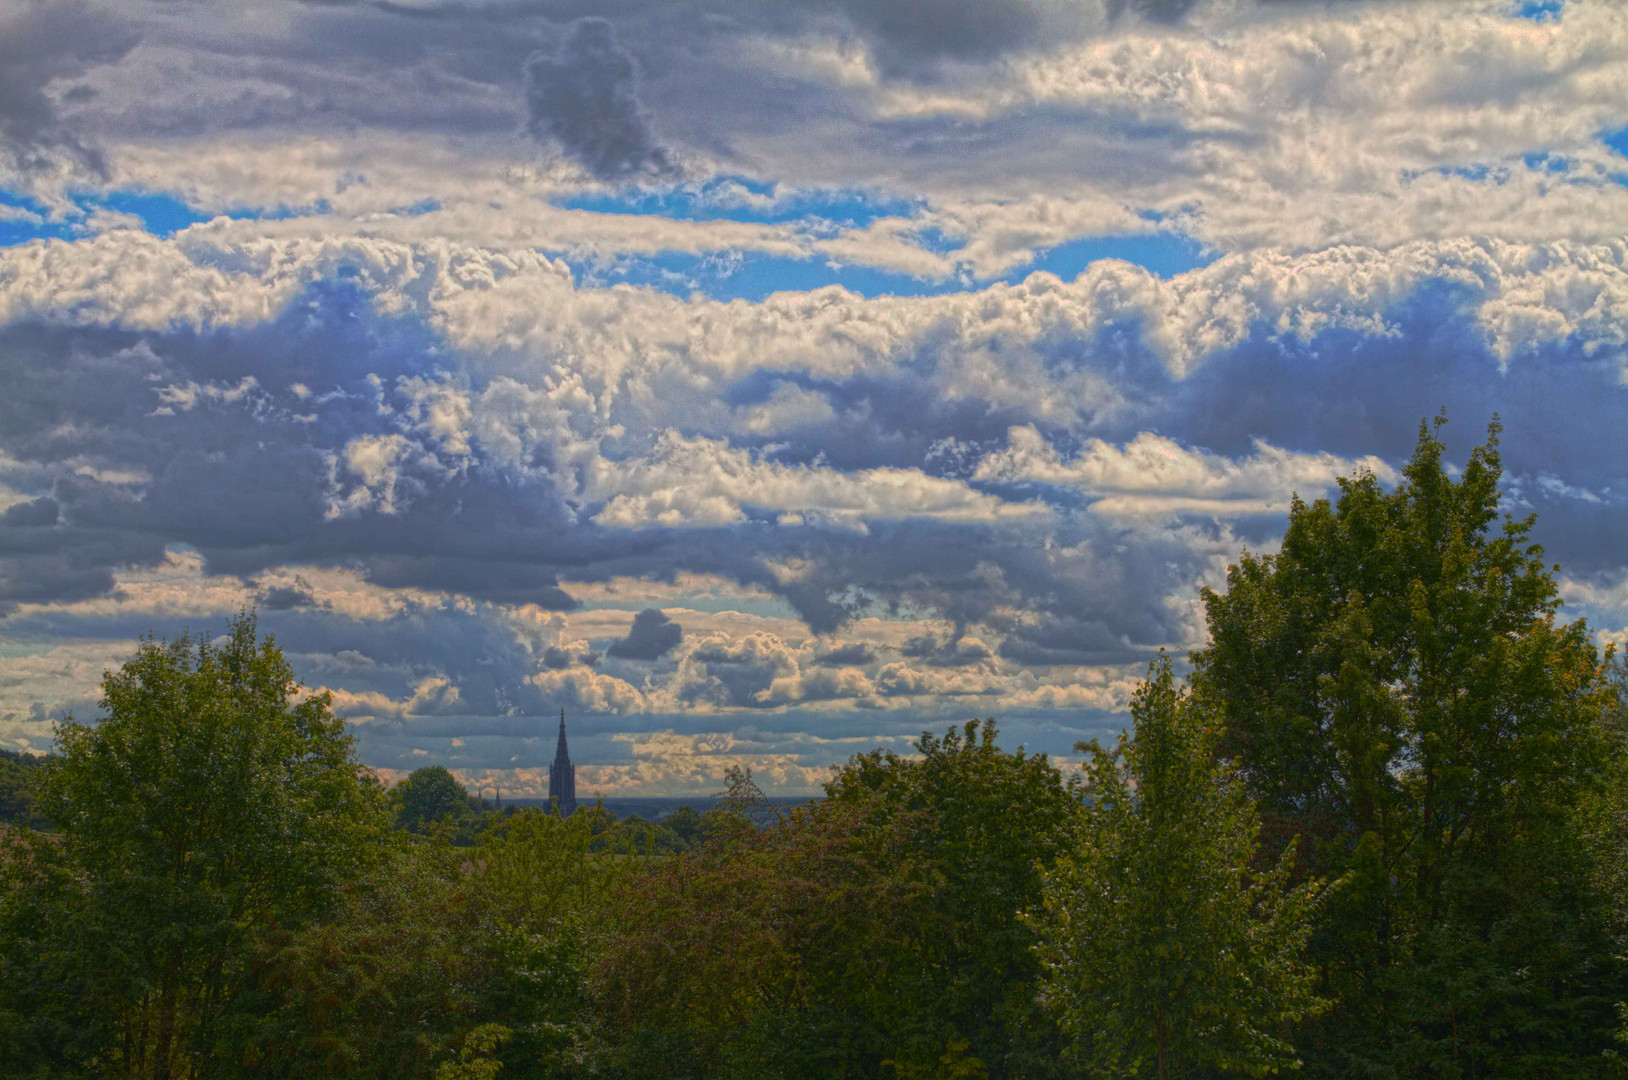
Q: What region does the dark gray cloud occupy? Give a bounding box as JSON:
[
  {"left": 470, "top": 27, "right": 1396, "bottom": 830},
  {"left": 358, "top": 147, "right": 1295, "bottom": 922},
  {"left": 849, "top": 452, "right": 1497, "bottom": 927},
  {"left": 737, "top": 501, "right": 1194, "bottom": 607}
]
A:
[
  {"left": 1106, "top": 0, "right": 1201, "bottom": 24},
  {"left": 523, "top": 17, "right": 676, "bottom": 182},
  {"left": 901, "top": 632, "right": 994, "bottom": 667},
  {"left": 606, "top": 607, "right": 682, "bottom": 660},
  {"left": 542, "top": 641, "right": 600, "bottom": 669},
  {"left": 815, "top": 642, "right": 875, "bottom": 667},
  {"left": 822, "top": 0, "right": 1053, "bottom": 71},
  {"left": 0, "top": 1, "right": 136, "bottom": 175},
  {"left": 0, "top": 496, "right": 56, "bottom": 527},
  {"left": 0, "top": 478, "right": 165, "bottom": 617},
  {"left": 259, "top": 582, "right": 319, "bottom": 611}
]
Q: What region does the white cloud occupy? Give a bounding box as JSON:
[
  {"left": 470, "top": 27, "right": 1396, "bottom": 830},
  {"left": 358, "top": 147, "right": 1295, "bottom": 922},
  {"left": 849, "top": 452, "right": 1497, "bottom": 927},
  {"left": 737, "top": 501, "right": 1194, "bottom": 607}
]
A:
[
  {"left": 6, "top": 230, "right": 1626, "bottom": 410},
  {"left": 589, "top": 430, "right": 1046, "bottom": 529},
  {"left": 976, "top": 427, "right": 1398, "bottom": 516},
  {"left": 151, "top": 375, "right": 259, "bottom": 416},
  {"left": 0, "top": 639, "right": 138, "bottom": 748},
  {"left": 324, "top": 674, "right": 462, "bottom": 722},
  {"left": 586, "top": 729, "right": 832, "bottom": 795},
  {"left": 529, "top": 666, "right": 649, "bottom": 714}
]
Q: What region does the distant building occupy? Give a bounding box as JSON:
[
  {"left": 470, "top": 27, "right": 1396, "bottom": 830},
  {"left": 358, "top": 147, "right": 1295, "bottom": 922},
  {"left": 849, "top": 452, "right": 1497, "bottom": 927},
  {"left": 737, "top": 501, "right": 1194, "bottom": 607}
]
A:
[{"left": 548, "top": 708, "right": 577, "bottom": 816}]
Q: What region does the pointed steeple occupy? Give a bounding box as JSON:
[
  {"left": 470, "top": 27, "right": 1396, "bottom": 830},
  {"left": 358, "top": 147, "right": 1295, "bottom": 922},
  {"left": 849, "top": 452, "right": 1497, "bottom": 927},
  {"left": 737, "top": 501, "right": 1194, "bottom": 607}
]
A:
[{"left": 548, "top": 707, "right": 577, "bottom": 815}]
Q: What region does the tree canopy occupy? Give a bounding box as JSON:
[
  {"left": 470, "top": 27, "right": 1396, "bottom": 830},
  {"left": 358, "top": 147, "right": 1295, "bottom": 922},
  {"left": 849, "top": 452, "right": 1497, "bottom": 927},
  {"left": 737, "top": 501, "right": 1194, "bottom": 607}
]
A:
[
  {"left": 1191, "top": 417, "right": 1627, "bottom": 1077},
  {"left": 1035, "top": 655, "right": 1327, "bottom": 1080},
  {"left": 1, "top": 611, "right": 389, "bottom": 1079},
  {"left": 394, "top": 765, "right": 476, "bottom": 834}
]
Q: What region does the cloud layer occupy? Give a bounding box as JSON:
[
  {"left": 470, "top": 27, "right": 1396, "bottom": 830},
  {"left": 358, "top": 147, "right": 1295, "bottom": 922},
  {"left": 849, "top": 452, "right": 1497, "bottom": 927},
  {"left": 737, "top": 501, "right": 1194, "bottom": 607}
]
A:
[{"left": 0, "top": 0, "right": 1625, "bottom": 794}]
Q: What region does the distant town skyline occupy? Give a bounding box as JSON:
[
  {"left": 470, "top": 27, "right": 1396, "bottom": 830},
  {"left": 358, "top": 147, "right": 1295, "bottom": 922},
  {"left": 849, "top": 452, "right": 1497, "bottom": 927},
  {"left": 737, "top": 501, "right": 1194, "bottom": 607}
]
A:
[{"left": 2, "top": 0, "right": 1627, "bottom": 796}]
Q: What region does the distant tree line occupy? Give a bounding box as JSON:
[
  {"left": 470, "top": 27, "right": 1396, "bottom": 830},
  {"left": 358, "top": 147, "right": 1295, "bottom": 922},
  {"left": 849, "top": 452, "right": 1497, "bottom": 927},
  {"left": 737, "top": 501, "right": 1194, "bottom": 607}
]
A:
[
  {"left": 0, "top": 750, "right": 49, "bottom": 830},
  {"left": 386, "top": 763, "right": 708, "bottom": 855},
  {"left": 2, "top": 419, "right": 1625, "bottom": 1079}
]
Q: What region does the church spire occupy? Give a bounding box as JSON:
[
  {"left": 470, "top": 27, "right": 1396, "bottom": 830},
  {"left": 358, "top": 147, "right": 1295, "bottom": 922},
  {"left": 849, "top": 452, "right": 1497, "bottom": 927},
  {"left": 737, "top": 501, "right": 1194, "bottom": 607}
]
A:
[{"left": 548, "top": 707, "right": 577, "bottom": 816}]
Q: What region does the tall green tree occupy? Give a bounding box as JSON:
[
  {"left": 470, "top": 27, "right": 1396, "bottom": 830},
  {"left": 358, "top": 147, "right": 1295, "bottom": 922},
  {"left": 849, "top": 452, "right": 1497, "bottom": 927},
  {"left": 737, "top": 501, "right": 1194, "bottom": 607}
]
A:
[
  {"left": 393, "top": 765, "right": 475, "bottom": 835},
  {"left": 0, "top": 611, "right": 389, "bottom": 1080},
  {"left": 1190, "top": 417, "right": 1627, "bottom": 1077},
  {"left": 1034, "top": 655, "right": 1327, "bottom": 1080}
]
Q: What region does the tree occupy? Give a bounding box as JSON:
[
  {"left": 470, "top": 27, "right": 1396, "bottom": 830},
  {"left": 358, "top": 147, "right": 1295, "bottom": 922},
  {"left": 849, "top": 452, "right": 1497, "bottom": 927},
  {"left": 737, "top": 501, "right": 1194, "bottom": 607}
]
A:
[
  {"left": 1034, "top": 655, "right": 1327, "bottom": 1080},
  {"left": 595, "top": 722, "right": 1081, "bottom": 1079},
  {"left": 1190, "top": 417, "right": 1627, "bottom": 1076},
  {"left": 824, "top": 720, "right": 1083, "bottom": 1079},
  {"left": 595, "top": 783, "right": 928, "bottom": 1080},
  {"left": 0, "top": 611, "right": 389, "bottom": 1079},
  {"left": 661, "top": 805, "right": 703, "bottom": 849},
  {"left": 0, "top": 750, "right": 47, "bottom": 828},
  {"left": 394, "top": 765, "right": 475, "bottom": 835},
  {"left": 236, "top": 806, "right": 632, "bottom": 1080},
  {"left": 231, "top": 836, "right": 506, "bottom": 1080}
]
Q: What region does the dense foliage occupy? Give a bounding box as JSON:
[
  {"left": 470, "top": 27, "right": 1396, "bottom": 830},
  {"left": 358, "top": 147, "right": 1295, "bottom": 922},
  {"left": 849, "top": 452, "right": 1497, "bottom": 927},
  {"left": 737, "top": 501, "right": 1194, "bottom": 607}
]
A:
[
  {"left": 1, "top": 616, "right": 390, "bottom": 1079},
  {"left": 1036, "top": 656, "right": 1326, "bottom": 1080},
  {"left": 1192, "top": 418, "right": 1628, "bottom": 1078},
  {"left": 1, "top": 419, "right": 1625, "bottom": 1079},
  {"left": 598, "top": 724, "right": 1080, "bottom": 1080},
  {"left": 0, "top": 749, "right": 48, "bottom": 829}
]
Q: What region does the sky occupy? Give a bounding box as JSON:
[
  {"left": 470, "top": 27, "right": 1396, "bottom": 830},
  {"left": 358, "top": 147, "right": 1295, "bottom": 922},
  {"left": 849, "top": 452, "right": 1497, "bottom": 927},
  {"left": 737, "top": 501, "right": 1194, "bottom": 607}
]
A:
[{"left": 1, "top": 0, "right": 1627, "bottom": 797}]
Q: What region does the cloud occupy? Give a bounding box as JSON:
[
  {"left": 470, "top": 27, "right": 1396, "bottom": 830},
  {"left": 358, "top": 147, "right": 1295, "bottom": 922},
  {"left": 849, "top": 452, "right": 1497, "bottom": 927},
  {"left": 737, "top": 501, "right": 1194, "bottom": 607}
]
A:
[
  {"left": 3, "top": 0, "right": 1628, "bottom": 798},
  {"left": 0, "top": 496, "right": 57, "bottom": 527},
  {"left": 259, "top": 582, "right": 319, "bottom": 611},
  {"left": 523, "top": 18, "right": 677, "bottom": 182},
  {"left": 606, "top": 607, "right": 683, "bottom": 660},
  {"left": 542, "top": 640, "right": 600, "bottom": 668},
  {"left": 530, "top": 665, "right": 647, "bottom": 712},
  {"left": 0, "top": 1, "right": 137, "bottom": 179},
  {"left": 974, "top": 427, "right": 1397, "bottom": 517},
  {"left": 901, "top": 632, "right": 996, "bottom": 667},
  {"left": 591, "top": 431, "right": 1046, "bottom": 530},
  {"left": 815, "top": 641, "right": 875, "bottom": 666},
  {"left": 589, "top": 728, "right": 831, "bottom": 795}
]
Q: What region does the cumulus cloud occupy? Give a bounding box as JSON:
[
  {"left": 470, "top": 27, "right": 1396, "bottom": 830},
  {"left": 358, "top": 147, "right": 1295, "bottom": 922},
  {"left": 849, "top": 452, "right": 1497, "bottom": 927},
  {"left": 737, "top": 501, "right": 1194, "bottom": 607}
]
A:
[
  {"left": 530, "top": 665, "right": 647, "bottom": 712},
  {"left": 815, "top": 641, "right": 875, "bottom": 667},
  {"left": 542, "top": 639, "right": 601, "bottom": 669},
  {"left": 592, "top": 431, "right": 1046, "bottom": 530},
  {"left": 975, "top": 427, "right": 1398, "bottom": 516},
  {"left": 523, "top": 18, "right": 677, "bottom": 182}
]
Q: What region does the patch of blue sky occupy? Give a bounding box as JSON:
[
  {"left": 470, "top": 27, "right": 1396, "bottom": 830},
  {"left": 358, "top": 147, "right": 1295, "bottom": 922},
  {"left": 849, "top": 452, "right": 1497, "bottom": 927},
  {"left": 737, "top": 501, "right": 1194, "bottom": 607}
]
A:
[
  {"left": 558, "top": 176, "right": 922, "bottom": 228},
  {"left": 0, "top": 188, "right": 213, "bottom": 246},
  {"left": 1515, "top": 0, "right": 1563, "bottom": 20},
  {"left": 0, "top": 186, "right": 396, "bottom": 248},
  {"left": 0, "top": 191, "right": 75, "bottom": 246},
  {"left": 1604, "top": 127, "right": 1628, "bottom": 160},
  {"left": 564, "top": 249, "right": 966, "bottom": 302},
  {"left": 98, "top": 191, "right": 213, "bottom": 236},
  {"left": 560, "top": 230, "right": 1214, "bottom": 303},
  {"left": 1522, "top": 151, "right": 1571, "bottom": 174},
  {"left": 1023, "top": 232, "right": 1214, "bottom": 282}
]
